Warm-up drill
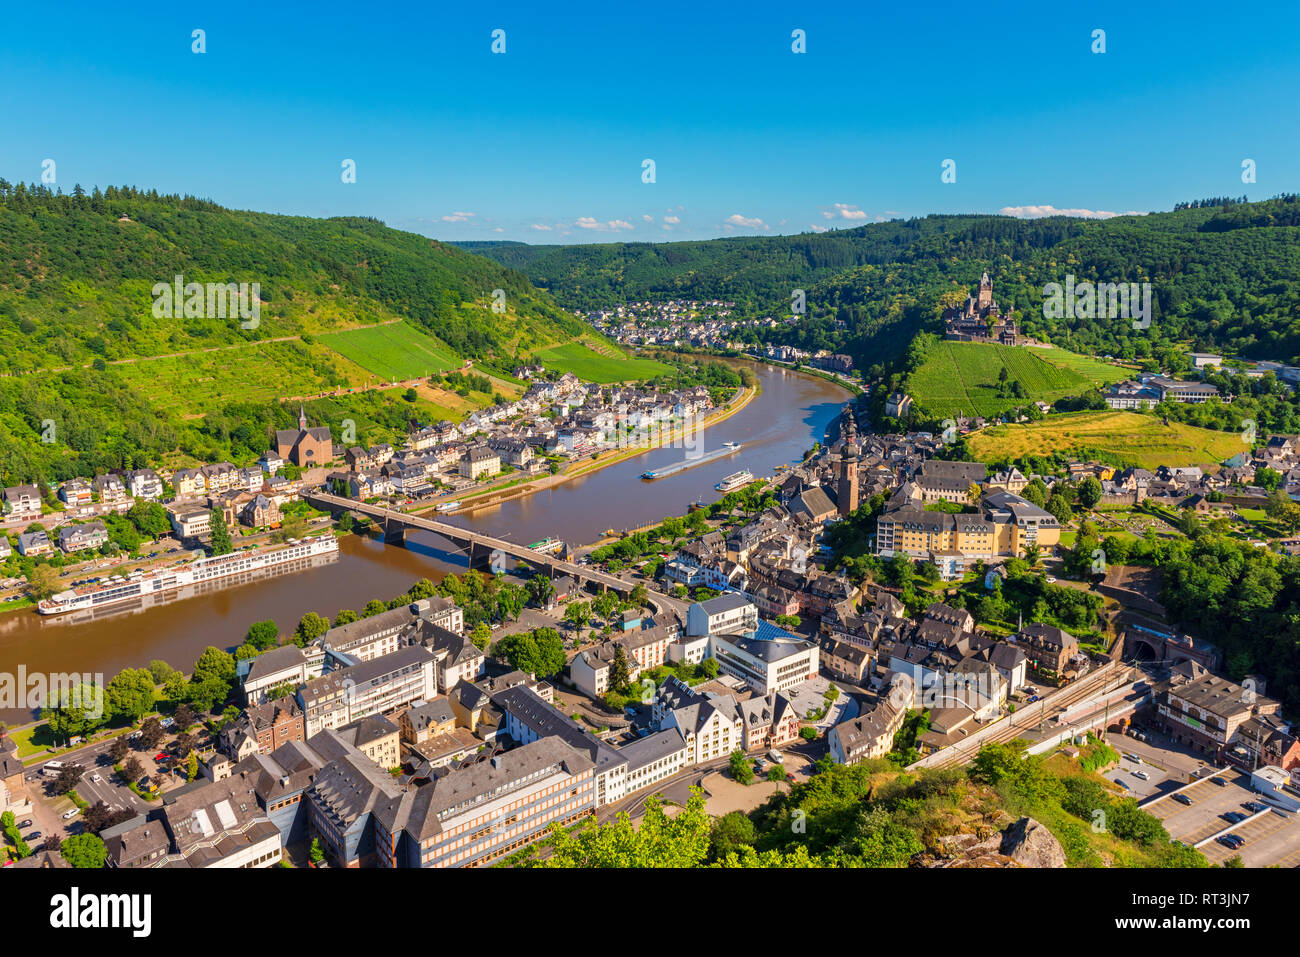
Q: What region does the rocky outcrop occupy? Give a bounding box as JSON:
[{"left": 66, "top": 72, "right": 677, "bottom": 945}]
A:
[{"left": 999, "top": 817, "right": 1066, "bottom": 868}]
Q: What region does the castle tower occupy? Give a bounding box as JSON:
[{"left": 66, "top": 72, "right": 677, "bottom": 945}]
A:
[{"left": 977, "top": 271, "right": 994, "bottom": 309}]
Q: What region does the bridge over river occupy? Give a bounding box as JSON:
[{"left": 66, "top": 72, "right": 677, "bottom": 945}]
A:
[{"left": 306, "top": 492, "right": 691, "bottom": 617}]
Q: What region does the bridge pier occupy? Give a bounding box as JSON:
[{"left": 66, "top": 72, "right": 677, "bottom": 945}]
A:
[
  {"left": 383, "top": 517, "right": 406, "bottom": 547},
  {"left": 467, "top": 540, "right": 497, "bottom": 573}
]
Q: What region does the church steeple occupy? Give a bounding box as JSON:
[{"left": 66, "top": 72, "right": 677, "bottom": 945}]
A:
[{"left": 298, "top": 404, "right": 308, "bottom": 430}]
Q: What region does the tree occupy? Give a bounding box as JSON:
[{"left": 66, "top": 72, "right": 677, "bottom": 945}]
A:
[
  {"left": 529, "top": 788, "right": 712, "bottom": 868},
  {"left": 470, "top": 621, "right": 492, "bottom": 650},
  {"left": 708, "top": 811, "right": 756, "bottom": 862},
  {"left": 564, "top": 600, "right": 591, "bottom": 633},
  {"left": 729, "top": 750, "right": 754, "bottom": 785},
  {"left": 105, "top": 668, "right": 155, "bottom": 722},
  {"left": 1077, "top": 475, "right": 1103, "bottom": 509},
  {"left": 186, "top": 751, "right": 199, "bottom": 782},
  {"left": 53, "top": 764, "right": 85, "bottom": 794},
  {"left": 767, "top": 764, "right": 787, "bottom": 782},
  {"left": 109, "top": 736, "right": 129, "bottom": 763},
  {"left": 309, "top": 837, "right": 325, "bottom": 865},
  {"left": 83, "top": 801, "right": 132, "bottom": 835},
  {"left": 362, "top": 599, "right": 388, "bottom": 617},
  {"left": 61, "top": 833, "right": 108, "bottom": 869},
  {"left": 209, "top": 508, "right": 233, "bottom": 555},
  {"left": 493, "top": 628, "right": 567, "bottom": 677},
  {"left": 333, "top": 608, "right": 359, "bottom": 626},
  {"left": 629, "top": 583, "right": 648, "bottom": 609},
  {"left": 1046, "top": 494, "right": 1073, "bottom": 524},
  {"left": 496, "top": 581, "right": 526, "bottom": 622},
  {"left": 1022, "top": 478, "right": 1049, "bottom": 508},
  {"left": 294, "top": 611, "right": 330, "bottom": 647},
  {"left": 139, "top": 716, "right": 165, "bottom": 750},
  {"left": 774, "top": 614, "right": 802, "bottom": 630},
  {"left": 609, "top": 646, "right": 632, "bottom": 695},
  {"left": 245, "top": 620, "right": 279, "bottom": 651},
  {"left": 187, "top": 646, "right": 236, "bottom": 711},
  {"left": 592, "top": 589, "right": 619, "bottom": 625},
  {"left": 41, "top": 683, "right": 105, "bottom": 743},
  {"left": 27, "top": 563, "right": 62, "bottom": 600},
  {"left": 174, "top": 703, "right": 197, "bottom": 730},
  {"left": 121, "top": 757, "right": 143, "bottom": 784},
  {"left": 526, "top": 575, "right": 555, "bottom": 608}
]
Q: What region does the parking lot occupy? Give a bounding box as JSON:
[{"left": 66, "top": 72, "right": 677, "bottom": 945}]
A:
[
  {"left": 1143, "top": 769, "right": 1300, "bottom": 866},
  {"left": 1103, "top": 751, "right": 1169, "bottom": 800}
]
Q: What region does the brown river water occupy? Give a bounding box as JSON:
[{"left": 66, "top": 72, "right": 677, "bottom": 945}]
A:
[{"left": 0, "top": 362, "right": 850, "bottom": 722}]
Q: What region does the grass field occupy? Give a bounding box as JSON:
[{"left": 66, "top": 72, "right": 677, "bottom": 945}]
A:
[
  {"left": 966, "top": 410, "right": 1245, "bottom": 469},
  {"left": 114, "top": 340, "right": 369, "bottom": 414},
  {"left": 531, "top": 341, "right": 673, "bottom": 382},
  {"left": 318, "top": 321, "right": 462, "bottom": 380},
  {"left": 907, "top": 342, "right": 1127, "bottom": 418},
  {"left": 1036, "top": 346, "right": 1132, "bottom": 385}
]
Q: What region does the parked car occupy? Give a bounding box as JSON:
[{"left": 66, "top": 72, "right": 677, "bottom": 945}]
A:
[
  {"left": 61, "top": 809, "right": 78, "bottom": 820},
  {"left": 1173, "top": 792, "right": 1194, "bottom": 806},
  {"left": 154, "top": 753, "right": 168, "bottom": 762},
  {"left": 1125, "top": 753, "right": 1142, "bottom": 764},
  {"left": 1114, "top": 778, "right": 1131, "bottom": 790},
  {"left": 767, "top": 749, "right": 784, "bottom": 764},
  {"left": 17, "top": 819, "right": 32, "bottom": 829},
  {"left": 1244, "top": 801, "right": 1268, "bottom": 813},
  {"left": 1223, "top": 811, "right": 1246, "bottom": 824},
  {"left": 24, "top": 832, "right": 41, "bottom": 843},
  {"left": 1133, "top": 770, "right": 1150, "bottom": 780},
  {"left": 1211, "top": 776, "right": 1227, "bottom": 787},
  {"left": 89, "top": 773, "right": 102, "bottom": 784}
]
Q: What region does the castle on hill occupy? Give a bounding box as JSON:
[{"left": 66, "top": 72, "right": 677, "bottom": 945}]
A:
[{"left": 943, "top": 273, "right": 1036, "bottom": 346}]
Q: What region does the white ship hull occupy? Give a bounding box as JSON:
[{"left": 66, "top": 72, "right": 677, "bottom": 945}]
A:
[{"left": 37, "top": 535, "right": 339, "bottom": 616}]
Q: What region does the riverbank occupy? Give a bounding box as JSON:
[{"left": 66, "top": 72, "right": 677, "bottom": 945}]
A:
[{"left": 415, "top": 382, "right": 758, "bottom": 519}]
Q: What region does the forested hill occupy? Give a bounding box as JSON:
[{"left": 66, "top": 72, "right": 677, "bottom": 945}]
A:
[
  {"left": 0, "top": 182, "right": 583, "bottom": 373},
  {"left": 458, "top": 196, "right": 1300, "bottom": 371}
]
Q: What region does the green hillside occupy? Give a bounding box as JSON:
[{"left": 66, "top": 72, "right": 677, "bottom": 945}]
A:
[
  {"left": 906, "top": 341, "right": 1129, "bottom": 418},
  {"left": 0, "top": 182, "right": 594, "bottom": 483},
  {"left": 461, "top": 196, "right": 1300, "bottom": 371}
]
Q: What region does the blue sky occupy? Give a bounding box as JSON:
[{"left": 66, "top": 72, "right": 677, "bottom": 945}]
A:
[{"left": 1, "top": 0, "right": 1297, "bottom": 243}]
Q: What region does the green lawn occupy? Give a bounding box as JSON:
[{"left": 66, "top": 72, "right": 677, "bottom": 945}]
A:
[
  {"left": 318, "top": 321, "right": 462, "bottom": 380},
  {"left": 908, "top": 342, "right": 1127, "bottom": 418},
  {"left": 531, "top": 342, "right": 673, "bottom": 382}
]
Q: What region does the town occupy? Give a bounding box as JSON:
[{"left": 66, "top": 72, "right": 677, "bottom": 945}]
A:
[{"left": 7, "top": 370, "right": 1300, "bottom": 871}]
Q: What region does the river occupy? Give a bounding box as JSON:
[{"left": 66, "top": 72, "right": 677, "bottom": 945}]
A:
[{"left": 0, "top": 362, "right": 849, "bottom": 723}]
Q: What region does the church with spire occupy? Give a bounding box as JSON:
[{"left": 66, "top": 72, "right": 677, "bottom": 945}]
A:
[{"left": 274, "top": 404, "right": 334, "bottom": 467}]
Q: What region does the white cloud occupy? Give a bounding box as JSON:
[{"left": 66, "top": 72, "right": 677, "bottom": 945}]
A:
[
  {"left": 999, "top": 204, "right": 1144, "bottom": 220},
  {"left": 809, "top": 224, "right": 829, "bottom": 233},
  {"left": 530, "top": 223, "right": 553, "bottom": 231},
  {"left": 725, "top": 213, "right": 768, "bottom": 230},
  {"left": 440, "top": 211, "right": 476, "bottom": 222},
  {"left": 575, "top": 217, "right": 635, "bottom": 231},
  {"left": 642, "top": 214, "right": 654, "bottom": 223},
  {"left": 830, "top": 203, "right": 867, "bottom": 220},
  {"left": 663, "top": 214, "right": 680, "bottom": 224}
]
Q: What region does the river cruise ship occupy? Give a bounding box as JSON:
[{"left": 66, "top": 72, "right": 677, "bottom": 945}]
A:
[
  {"left": 37, "top": 534, "right": 339, "bottom": 616},
  {"left": 715, "top": 469, "right": 754, "bottom": 492}
]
